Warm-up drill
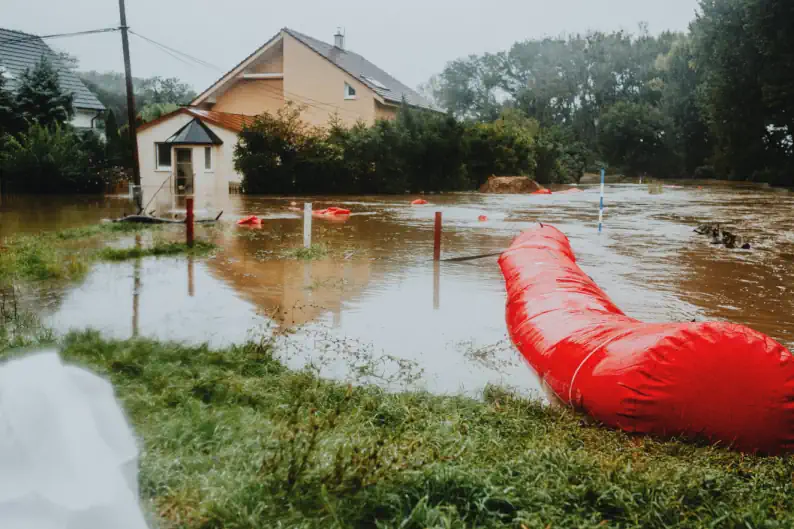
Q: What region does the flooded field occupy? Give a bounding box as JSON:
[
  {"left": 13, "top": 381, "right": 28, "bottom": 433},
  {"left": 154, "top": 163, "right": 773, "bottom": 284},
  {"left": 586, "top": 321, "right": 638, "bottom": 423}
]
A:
[{"left": 3, "top": 183, "right": 794, "bottom": 396}]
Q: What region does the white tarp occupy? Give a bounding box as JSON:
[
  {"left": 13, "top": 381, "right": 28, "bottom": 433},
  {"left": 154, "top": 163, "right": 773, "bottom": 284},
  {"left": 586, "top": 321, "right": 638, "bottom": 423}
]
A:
[{"left": 0, "top": 351, "right": 149, "bottom": 529}]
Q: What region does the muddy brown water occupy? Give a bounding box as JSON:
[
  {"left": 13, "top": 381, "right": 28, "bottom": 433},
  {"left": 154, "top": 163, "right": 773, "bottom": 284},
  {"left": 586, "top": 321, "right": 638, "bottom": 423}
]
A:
[{"left": 2, "top": 183, "right": 793, "bottom": 396}]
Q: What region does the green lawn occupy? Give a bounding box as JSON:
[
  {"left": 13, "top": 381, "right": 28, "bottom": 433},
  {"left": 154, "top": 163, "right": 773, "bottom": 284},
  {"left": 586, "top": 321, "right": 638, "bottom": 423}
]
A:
[{"left": 10, "top": 331, "right": 786, "bottom": 529}]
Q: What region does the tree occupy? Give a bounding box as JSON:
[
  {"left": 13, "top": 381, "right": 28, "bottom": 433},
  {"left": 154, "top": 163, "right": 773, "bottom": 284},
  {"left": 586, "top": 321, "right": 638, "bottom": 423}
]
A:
[
  {"left": 598, "top": 101, "right": 672, "bottom": 177},
  {"left": 0, "top": 74, "right": 20, "bottom": 137},
  {"left": 0, "top": 122, "right": 102, "bottom": 193},
  {"left": 139, "top": 76, "right": 196, "bottom": 105},
  {"left": 15, "top": 56, "right": 74, "bottom": 128}
]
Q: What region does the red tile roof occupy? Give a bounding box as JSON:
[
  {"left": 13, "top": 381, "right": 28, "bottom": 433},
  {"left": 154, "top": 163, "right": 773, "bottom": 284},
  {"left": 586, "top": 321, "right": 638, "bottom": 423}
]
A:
[{"left": 137, "top": 107, "right": 255, "bottom": 133}]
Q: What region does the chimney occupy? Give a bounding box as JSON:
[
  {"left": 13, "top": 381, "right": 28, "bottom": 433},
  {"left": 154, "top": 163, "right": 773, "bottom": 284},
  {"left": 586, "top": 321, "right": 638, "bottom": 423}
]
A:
[{"left": 334, "top": 28, "right": 345, "bottom": 50}]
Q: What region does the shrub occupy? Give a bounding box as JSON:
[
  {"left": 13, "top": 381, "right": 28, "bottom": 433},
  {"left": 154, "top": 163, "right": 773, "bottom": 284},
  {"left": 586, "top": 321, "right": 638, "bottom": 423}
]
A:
[
  {"left": 693, "top": 165, "right": 716, "bottom": 180},
  {"left": 235, "top": 105, "right": 555, "bottom": 194},
  {"left": 0, "top": 123, "right": 105, "bottom": 193}
]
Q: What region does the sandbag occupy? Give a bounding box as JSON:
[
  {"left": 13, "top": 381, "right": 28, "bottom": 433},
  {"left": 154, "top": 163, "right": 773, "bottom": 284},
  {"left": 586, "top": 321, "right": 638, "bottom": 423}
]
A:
[
  {"left": 499, "top": 225, "right": 794, "bottom": 454},
  {"left": 0, "top": 352, "right": 148, "bottom": 528}
]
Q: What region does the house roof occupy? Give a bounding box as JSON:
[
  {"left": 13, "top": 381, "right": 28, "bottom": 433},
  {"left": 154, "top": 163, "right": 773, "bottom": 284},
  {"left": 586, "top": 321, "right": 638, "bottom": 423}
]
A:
[
  {"left": 0, "top": 28, "right": 105, "bottom": 112},
  {"left": 165, "top": 118, "right": 223, "bottom": 145},
  {"left": 137, "top": 107, "right": 255, "bottom": 133},
  {"left": 282, "top": 29, "right": 441, "bottom": 112},
  {"left": 192, "top": 28, "right": 441, "bottom": 113}
]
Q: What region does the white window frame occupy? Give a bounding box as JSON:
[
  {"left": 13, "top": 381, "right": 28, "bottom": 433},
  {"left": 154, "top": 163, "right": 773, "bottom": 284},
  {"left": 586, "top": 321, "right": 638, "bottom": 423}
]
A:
[
  {"left": 155, "top": 143, "right": 172, "bottom": 172},
  {"left": 344, "top": 82, "right": 357, "bottom": 100},
  {"left": 204, "top": 146, "right": 213, "bottom": 171}
]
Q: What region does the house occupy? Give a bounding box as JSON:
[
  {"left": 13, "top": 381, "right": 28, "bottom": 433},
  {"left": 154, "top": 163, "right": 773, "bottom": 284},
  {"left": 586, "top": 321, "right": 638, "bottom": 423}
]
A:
[
  {"left": 0, "top": 28, "right": 105, "bottom": 132},
  {"left": 136, "top": 28, "right": 438, "bottom": 210}
]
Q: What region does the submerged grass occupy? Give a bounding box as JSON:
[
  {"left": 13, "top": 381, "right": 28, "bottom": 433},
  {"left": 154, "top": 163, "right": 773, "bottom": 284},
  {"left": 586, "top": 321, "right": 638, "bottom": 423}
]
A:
[
  {"left": 99, "top": 241, "right": 215, "bottom": 261},
  {"left": 282, "top": 243, "right": 330, "bottom": 260},
  {"left": 0, "top": 223, "right": 215, "bottom": 282},
  {"left": 12, "top": 330, "right": 792, "bottom": 528}
]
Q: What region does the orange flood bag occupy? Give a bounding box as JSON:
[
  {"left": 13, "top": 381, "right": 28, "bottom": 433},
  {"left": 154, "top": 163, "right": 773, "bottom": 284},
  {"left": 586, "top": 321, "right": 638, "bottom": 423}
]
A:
[{"left": 499, "top": 224, "right": 794, "bottom": 454}]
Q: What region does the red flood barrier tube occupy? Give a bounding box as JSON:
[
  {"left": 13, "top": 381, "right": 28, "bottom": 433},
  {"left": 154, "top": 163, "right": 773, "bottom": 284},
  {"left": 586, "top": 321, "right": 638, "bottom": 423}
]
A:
[
  {"left": 499, "top": 224, "right": 794, "bottom": 454},
  {"left": 237, "top": 215, "right": 262, "bottom": 226},
  {"left": 532, "top": 189, "right": 552, "bottom": 195}
]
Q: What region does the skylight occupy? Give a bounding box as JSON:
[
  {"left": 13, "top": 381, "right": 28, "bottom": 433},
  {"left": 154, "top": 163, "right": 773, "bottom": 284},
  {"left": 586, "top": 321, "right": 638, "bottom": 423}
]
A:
[{"left": 361, "top": 75, "right": 389, "bottom": 90}]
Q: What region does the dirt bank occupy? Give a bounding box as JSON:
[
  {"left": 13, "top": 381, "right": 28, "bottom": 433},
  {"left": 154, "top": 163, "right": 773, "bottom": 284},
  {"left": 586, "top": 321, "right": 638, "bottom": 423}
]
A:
[{"left": 479, "top": 176, "right": 543, "bottom": 194}]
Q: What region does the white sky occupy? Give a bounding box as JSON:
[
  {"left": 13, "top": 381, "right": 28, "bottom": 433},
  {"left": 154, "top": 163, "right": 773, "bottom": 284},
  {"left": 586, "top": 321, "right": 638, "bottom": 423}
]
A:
[{"left": 1, "top": 0, "right": 700, "bottom": 93}]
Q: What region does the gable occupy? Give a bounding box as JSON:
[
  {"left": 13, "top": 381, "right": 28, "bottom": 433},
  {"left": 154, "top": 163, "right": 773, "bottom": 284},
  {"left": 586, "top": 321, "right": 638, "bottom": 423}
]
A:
[{"left": 192, "top": 28, "right": 439, "bottom": 113}]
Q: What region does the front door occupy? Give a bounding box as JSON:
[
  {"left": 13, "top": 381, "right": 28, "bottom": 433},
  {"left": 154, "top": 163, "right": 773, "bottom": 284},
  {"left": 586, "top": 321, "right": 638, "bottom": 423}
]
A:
[{"left": 174, "top": 148, "right": 194, "bottom": 201}]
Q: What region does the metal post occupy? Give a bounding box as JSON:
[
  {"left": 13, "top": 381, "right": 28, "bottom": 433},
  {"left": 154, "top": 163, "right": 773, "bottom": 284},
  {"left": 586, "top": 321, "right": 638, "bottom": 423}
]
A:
[
  {"left": 303, "top": 203, "right": 312, "bottom": 248},
  {"left": 433, "top": 212, "right": 442, "bottom": 261},
  {"left": 598, "top": 168, "right": 605, "bottom": 233},
  {"left": 186, "top": 197, "right": 194, "bottom": 248},
  {"left": 118, "top": 0, "right": 142, "bottom": 213}
]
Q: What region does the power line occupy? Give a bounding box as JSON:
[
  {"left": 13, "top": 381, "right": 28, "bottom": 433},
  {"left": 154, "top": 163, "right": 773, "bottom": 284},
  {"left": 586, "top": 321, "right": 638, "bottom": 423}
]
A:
[
  {"left": 129, "top": 31, "right": 220, "bottom": 71},
  {"left": 0, "top": 27, "right": 120, "bottom": 47}
]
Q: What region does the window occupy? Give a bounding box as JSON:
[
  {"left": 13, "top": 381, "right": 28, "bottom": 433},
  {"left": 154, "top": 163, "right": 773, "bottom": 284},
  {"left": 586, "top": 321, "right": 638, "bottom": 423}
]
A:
[
  {"left": 344, "top": 82, "right": 356, "bottom": 100},
  {"left": 361, "top": 75, "right": 389, "bottom": 90},
  {"left": 204, "top": 147, "right": 212, "bottom": 170},
  {"left": 155, "top": 143, "right": 171, "bottom": 170}
]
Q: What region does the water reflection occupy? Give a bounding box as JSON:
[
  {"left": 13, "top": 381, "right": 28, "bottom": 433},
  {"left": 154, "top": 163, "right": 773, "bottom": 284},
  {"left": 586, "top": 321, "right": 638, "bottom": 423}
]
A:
[{"left": 5, "top": 182, "right": 792, "bottom": 396}]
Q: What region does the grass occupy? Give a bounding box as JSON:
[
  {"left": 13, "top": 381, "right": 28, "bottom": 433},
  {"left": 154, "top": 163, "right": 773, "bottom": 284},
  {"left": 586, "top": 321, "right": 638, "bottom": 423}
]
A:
[
  {"left": 3, "top": 330, "right": 789, "bottom": 528},
  {"left": 0, "top": 223, "right": 215, "bottom": 283},
  {"left": 99, "top": 241, "right": 215, "bottom": 261},
  {"left": 282, "top": 243, "right": 330, "bottom": 260}
]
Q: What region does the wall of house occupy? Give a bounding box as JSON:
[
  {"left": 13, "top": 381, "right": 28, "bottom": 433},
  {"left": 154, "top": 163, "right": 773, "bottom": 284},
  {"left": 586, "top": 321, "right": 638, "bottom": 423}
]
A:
[
  {"left": 136, "top": 113, "right": 242, "bottom": 213},
  {"left": 71, "top": 108, "right": 100, "bottom": 129},
  {"left": 374, "top": 102, "right": 398, "bottom": 121},
  {"left": 282, "top": 33, "right": 377, "bottom": 127},
  {"left": 211, "top": 79, "right": 284, "bottom": 116},
  {"left": 251, "top": 49, "right": 283, "bottom": 74}
]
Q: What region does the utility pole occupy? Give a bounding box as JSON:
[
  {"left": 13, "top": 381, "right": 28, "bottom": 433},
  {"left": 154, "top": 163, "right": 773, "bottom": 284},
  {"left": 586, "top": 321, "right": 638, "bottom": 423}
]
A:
[{"left": 118, "top": 0, "right": 142, "bottom": 212}]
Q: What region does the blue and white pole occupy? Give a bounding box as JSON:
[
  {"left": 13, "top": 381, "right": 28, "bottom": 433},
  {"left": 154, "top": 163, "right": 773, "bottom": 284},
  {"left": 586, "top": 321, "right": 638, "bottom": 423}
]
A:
[{"left": 598, "top": 168, "right": 605, "bottom": 233}]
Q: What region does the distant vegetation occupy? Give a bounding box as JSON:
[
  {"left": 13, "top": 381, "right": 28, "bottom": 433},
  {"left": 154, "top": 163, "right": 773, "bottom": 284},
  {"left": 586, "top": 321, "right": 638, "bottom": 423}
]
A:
[{"left": 426, "top": 0, "right": 794, "bottom": 185}]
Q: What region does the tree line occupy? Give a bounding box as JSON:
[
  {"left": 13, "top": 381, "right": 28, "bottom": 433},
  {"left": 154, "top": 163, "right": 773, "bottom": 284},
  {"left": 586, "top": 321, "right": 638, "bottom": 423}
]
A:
[{"left": 425, "top": 0, "right": 794, "bottom": 185}]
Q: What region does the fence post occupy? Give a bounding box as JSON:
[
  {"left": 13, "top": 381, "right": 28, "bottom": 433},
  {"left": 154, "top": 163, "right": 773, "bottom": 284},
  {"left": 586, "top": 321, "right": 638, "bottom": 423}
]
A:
[
  {"left": 186, "top": 197, "right": 194, "bottom": 248},
  {"left": 433, "top": 212, "right": 442, "bottom": 261},
  {"left": 598, "top": 169, "right": 605, "bottom": 234},
  {"left": 304, "top": 203, "right": 312, "bottom": 248}
]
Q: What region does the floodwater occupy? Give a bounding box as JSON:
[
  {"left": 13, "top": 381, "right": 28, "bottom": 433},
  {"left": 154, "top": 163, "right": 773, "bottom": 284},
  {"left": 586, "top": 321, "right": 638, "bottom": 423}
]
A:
[{"left": 2, "top": 183, "right": 794, "bottom": 396}]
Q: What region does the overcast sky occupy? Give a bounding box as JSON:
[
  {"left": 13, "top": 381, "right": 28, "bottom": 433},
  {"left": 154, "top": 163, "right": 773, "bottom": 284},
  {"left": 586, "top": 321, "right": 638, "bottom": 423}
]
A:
[{"left": 2, "top": 0, "right": 701, "bottom": 93}]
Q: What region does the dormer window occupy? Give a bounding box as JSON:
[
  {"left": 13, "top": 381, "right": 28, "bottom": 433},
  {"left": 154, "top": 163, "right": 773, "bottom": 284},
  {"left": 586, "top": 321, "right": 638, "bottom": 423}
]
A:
[{"left": 344, "top": 82, "right": 356, "bottom": 100}]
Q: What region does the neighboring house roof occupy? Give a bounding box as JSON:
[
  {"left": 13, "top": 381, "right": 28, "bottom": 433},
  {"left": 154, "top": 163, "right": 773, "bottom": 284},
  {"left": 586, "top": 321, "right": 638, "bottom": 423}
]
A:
[
  {"left": 282, "top": 29, "right": 440, "bottom": 112},
  {"left": 165, "top": 118, "right": 223, "bottom": 145},
  {"left": 137, "top": 107, "right": 255, "bottom": 133},
  {"left": 192, "top": 28, "right": 441, "bottom": 112},
  {"left": 0, "top": 28, "right": 105, "bottom": 112}
]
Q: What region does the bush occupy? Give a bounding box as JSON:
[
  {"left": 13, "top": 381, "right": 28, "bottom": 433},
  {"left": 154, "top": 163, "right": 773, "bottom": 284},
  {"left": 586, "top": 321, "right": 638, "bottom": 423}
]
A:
[
  {"left": 693, "top": 165, "right": 716, "bottom": 180},
  {"left": 235, "top": 105, "right": 554, "bottom": 194},
  {"left": 0, "top": 123, "right": 106, "bottom": 193}
]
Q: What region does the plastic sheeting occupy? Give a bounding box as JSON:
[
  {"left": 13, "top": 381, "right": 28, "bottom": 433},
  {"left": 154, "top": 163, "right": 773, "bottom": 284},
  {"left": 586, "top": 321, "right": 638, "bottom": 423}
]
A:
[
  {"left": 499, "top": 225, "right": 794, "bottom": 454},
  {"left": 0, "top": 352, "right": 148, "bottom": 528}
]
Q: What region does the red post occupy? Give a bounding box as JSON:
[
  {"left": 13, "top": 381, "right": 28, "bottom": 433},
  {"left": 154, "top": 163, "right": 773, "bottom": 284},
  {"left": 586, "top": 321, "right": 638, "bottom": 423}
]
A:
[
  {"left": 186, "top": 197, "right": 194, "bottom": 248},
  {"left": 433, "top": 211, "right": 442, "bottom": 261}
]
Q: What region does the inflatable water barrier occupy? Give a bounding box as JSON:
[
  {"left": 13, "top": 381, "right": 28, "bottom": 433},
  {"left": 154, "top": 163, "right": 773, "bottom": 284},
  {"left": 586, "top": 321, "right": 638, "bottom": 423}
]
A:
[
  {"left": 237, "top": 215, "right": 262, "bottom": 226},
  {"left": 499, "top": 224, "right": 794, "bottom": 454},
  {"left": 532, "top": 189, "right": 552, "bottom": 195},
  {"left": 313, "top": 206, "right": 351, "bottom": 218},
  {"left": 411, "top": 199, "right": 429, "bottom": 205}
]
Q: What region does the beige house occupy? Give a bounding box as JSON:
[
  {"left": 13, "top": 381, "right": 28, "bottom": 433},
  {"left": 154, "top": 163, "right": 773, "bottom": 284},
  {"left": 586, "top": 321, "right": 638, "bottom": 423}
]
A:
[{"left": 136, "top": 28, "right": 437, "bottom": 210}]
